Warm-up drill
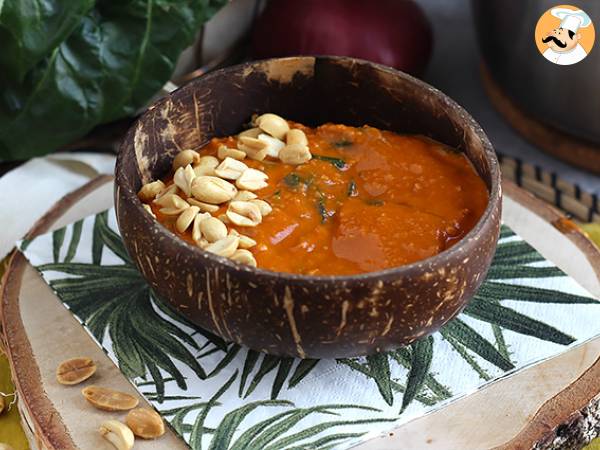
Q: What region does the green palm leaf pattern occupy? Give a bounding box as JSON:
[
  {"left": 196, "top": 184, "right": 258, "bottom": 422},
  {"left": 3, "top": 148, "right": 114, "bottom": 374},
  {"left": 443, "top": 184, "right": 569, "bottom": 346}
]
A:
[
  {"left": 163, "top": 372, "right": 395, "bottom": 450},
  {"left": 37, "top": 211, "right": 226, "bottom": 401},
  {"left": 333, "top": 225, "right": 596, "bottom": 404},
  {"left": 288, "top": 359, "right": 320, "bottom": 388},
  {"left": 337, "top": 355, "right": 448, "bottom": 408},
  {"left": 443, "top": 225, "right": 595, "bottom": 379},
  {"left": 401, "top": 337, "right": 434, "bottom": 412},
  {"left": 206, "top": 347, "right": 322, "bottom": 400},
  {"left": 440, "top": 319, "right": 514, "bottom": 371}
]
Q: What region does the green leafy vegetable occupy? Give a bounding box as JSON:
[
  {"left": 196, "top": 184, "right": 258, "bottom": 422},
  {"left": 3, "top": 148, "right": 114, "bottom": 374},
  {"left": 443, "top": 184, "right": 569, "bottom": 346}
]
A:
[
  {"left": 317, "top": 198, "right": 330, "bottom": 223},
  {"left": 347, "top": 179, "right": 358, "bottom": 197},
  {"left": 283, "top": 172, "right": 313, "bottom": 190},
  {"left": 0, "top": 0, "right": 227, "bottom": 160},
  {"left": 312, "top": 154, "right": 347, "bottom": 169},
  {"left": 283, "top": 173, "right": 302, "bottom": 187},
  {"left": 332, "top": 139, "right": 353, "bottom": 148}
]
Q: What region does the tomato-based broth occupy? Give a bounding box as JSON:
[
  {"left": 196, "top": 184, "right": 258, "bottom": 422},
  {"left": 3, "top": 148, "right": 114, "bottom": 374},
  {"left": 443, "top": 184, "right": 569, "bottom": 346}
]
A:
[{"left": 139, "top": 118, "right": 488, "bottom": 275}]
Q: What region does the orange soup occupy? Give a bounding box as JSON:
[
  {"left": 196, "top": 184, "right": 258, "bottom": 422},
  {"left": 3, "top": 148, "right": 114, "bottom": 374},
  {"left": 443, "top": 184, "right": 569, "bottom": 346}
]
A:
[{"left": 143, "top": 122, "right": 488, "bottom": 275}]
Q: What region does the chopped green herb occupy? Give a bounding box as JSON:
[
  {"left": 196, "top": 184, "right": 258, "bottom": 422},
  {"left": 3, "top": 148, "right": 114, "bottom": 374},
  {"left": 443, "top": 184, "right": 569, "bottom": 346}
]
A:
[
  {"left": 332, "top": 139, "right": 353, "bottom": 148},
  {"left": 366, "top": 199, "right": 385, "bottom": 206},
  {"left": 283, "top": 173, "right": 313, "bottom": 191},
  {"left": 347, "top": 180, "right": 358, "bottom": 197},
  {"left": 317, "top": 198, "right": 329, "bottom": 223},
  {"left": 283, "top": 173, "right": 301, "bottom": 187},
  {"left": 272, "top": 190, "right": 281, "bottom": 200},
  {"left": 312, "top": 154, "right": 347, "bottom": 169},
  {"left": 315, "top": 190, "right": 334, "bottom": 223}
]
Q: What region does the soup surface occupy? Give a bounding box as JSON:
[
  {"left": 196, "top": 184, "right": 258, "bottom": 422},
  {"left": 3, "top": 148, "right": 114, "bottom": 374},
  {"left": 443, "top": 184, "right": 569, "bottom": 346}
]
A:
[{"left": 150, "top": 123, "right": 488, "bottom": 275}]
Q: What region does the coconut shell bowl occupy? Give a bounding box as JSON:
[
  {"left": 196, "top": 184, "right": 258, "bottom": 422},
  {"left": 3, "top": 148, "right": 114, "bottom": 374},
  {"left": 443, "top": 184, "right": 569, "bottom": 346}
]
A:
[{"left": 114, "top": 56, "right": 501, "bottom": 359}]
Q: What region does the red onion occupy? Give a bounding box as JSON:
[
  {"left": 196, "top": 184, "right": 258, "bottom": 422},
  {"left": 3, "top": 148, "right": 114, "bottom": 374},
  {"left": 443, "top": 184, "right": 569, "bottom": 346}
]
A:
[{"left": 251, "top": 0, "right": 433, "bottom": 76}]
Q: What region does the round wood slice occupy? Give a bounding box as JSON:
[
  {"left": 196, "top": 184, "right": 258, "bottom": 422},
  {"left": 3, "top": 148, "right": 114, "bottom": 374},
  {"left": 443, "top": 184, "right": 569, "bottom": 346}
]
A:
[{"left": 2, "top": 177, "right": 600, "bottom": 450}]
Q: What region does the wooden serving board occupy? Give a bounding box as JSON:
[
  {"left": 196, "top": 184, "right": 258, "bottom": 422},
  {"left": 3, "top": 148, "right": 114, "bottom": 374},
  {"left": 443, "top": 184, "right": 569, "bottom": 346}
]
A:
[{"left": 2, "top": 177, "right": 600, "bottom": 450}]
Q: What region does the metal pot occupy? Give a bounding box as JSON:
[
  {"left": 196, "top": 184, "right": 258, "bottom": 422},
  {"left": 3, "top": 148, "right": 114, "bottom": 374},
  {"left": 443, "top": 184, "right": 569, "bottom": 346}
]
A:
[{"left": 472, "top": 0, "right": 600, "bottom": 144}]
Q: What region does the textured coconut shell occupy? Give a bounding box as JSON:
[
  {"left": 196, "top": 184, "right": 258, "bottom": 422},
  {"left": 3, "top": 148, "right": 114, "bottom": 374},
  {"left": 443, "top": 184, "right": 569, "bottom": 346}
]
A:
[{"left": 114, "top": 56, "right": 502, "bottom": 359}]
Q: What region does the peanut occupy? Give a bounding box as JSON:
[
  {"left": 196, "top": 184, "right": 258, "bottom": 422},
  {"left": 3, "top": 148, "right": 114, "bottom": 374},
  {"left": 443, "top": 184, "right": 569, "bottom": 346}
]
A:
[
  {"left": 138, "top": 180, "right": 165, "bottom": 202},
  {"left": 205, "top": 236, "right": 239, "bottom": 257},
  {"left": 237, "top": 136, "right": 268, "bottom": 161},
  {"left": 142, "top": 204, "right": 156, "bottom": 218},
  {"left": 256, "top": 113, "right": 289, "bottom": 140},
  {"left": 232, "top": 190, "right": 258, "bottom": 202},
  {"left": 239, "top": 235, "right": 257, "bottom": 249},
  {"left": 188, "top": 198, "right": 220, "bottom": 213},
  {"left": 236, "top": 168, "right": 268, "bottom": 191},
  {"left": 250, "top": 199, "right": 272, "bottom": 216},
  {"left": 193, "top": 156, "right": 220, "bottom": 176},
  {"left": 230, "top": 249, "right": 257, "bottom": 266},
  {"left": 279, "top": 143, "right": 312, "bottom": 165},
  {"left": 218, "top": 145, "right": 246, "bottom": 161},
  {"left": 258, "top": 133, "right": 285, "bottom": 158},
  {"left": 154, "top": 194, "right": 189, "bottom": 215},
  {"left": 229, "top": 229, "right": 257, "bottom": 249},
  {"left": 286, "top": 128, "right": 308, "bottom": 146},
  {"left": 175, "top": 206, "right": 200, "bottom": 233},
  {"left": 56, "top": 357, "right": 96, "bottom": 385},
  {"left": 200, "top": 217, "right": 228, "bottom": 242},
  {"left": 82, "top": 386, "right": 139, "bottom": 411},
  {"left": 226, "top": 201, "right": 262, "bottom": 227},
  {"left": 172, "top": 149, "right": 200, "bottom": 171},
  {"left": 173, "top": 164, "right": 196, "bottom": 197},
  {"left": 99, "top": 420, "right": 134, "bottom": 450},
  {"left": 125, "top": 408, "right": 165, "bottom": 439},
  {"left": 154, "top": 183, "right": 177, "bottom": 200},
  {"left": 191, "top": 176, "right": 237, "bottom": 204},
  {"left": 214, "top": 157, "right": 248, "bottom": 180},
  {"left": 238, "top": 127, "right": 261, "bottom": 139},
  {"left": 192, "top": 212, "right": 211, "bottom": 243}
]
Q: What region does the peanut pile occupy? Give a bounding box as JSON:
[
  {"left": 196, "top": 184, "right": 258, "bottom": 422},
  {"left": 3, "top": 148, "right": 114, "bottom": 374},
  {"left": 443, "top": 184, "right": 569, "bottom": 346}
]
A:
[
  {"left": 55, "top": 356, "right": 165, "bottom": 449},
  {"left": 138, "top": 113, "right": 312, "bottom": 267}
]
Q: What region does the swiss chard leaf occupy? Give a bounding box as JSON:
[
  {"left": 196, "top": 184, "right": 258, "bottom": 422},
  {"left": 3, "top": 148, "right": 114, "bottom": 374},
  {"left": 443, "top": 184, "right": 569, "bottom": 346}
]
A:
[
  {"left": 312, "top": 154, "right": 347, "bottom": 169},
  {"left": 0, "top": 0, "right": 227, "bottom": 160},
  {"left": 0, "top": 0, "right": 95, "bottom": 81}
]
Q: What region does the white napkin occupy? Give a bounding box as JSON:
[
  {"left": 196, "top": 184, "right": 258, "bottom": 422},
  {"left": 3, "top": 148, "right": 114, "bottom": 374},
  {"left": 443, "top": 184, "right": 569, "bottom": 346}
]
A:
[{"left": 0, "top": 152, "right": 115, "bottom": 259}]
